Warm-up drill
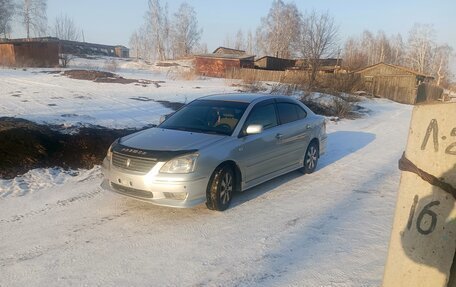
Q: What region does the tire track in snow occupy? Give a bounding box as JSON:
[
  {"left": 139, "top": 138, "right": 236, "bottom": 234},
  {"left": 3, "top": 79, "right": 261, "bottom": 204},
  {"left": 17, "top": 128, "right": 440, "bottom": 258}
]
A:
[
  {"left": 0, "top": 202, "right": 130, "bottom": 269},
  {"left": 0, "top": 189, "right": 102, "bottom": 224}
]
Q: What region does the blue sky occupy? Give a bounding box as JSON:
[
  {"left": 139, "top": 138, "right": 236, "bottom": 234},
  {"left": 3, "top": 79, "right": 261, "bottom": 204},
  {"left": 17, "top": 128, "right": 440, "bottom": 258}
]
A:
[{"left": 12, "top": 0, "right": 456, "bottom": 60}]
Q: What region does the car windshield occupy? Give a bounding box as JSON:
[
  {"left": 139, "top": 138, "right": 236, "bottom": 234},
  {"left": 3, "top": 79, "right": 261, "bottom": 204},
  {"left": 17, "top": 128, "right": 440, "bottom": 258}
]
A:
[{"left": 159, "top": 100, "right": 249, "bottom": 136}]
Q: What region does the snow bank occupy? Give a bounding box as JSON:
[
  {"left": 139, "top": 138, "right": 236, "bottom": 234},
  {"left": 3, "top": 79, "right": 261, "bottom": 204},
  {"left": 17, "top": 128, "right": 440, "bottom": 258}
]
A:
[{"left": 0, "top": 166, "right": 100, "bottom": 198}]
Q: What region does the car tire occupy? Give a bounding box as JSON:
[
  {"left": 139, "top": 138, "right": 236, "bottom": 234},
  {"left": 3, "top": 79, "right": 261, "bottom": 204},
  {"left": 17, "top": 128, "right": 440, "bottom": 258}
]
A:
[
  {"left": 300, "top": 141, "right": 319, "bottom": 174},
  {"left": 206, "top": 165, "right": 234, "bottom": 211}
]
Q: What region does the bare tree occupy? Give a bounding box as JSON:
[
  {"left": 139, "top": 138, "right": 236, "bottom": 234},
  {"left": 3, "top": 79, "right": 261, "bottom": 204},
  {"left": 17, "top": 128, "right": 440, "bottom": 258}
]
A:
[
  {"left": 53, "top": 14, "right": 79, "bottom": 41},
  {"left": 223, "top": 33, "right": 232, "bottom": 48},
  {"left": 52, "top": 14, "right": 80, "bottom": 67},
  {"left": 129, "top": 30, "right": 141, "bottom": 60},
  {"left": 234, "top": 29, "right": 244, "bottom": 50},
  {"left": 163, "top": 3, "right": 171, "bottom": 58},
  {"left": 300, "top": 10, "right": 338, "bottom": 87},
  {"left": 0, "top": 0, "right": 15, "bottom": 38},
  {"left": 406, "top": 23, "right": 435, "bottom": 74},
  {"left": 171, "top": 2, "right": 202, "bottom": 58},
  {"left": 374, "top": 31, "right": 392, "bottom": 63},
  {"left": 129, "top": 23, "right": 154, "bottom": 61},
  {"left": 246, "top": 30, "right": 255, "bottom": 55},
  {"left": 193, "top": 42, "right": 208, "bottom": 54},
  {"left": 255, "top": 27, "right": 265, "bottom": 56},
  {"left": 430, "top": 44, "right": 453, "bottom": 86},
  {"left": 390, "top": 33, "right": 405, "bottom": 65},
  {"left": 344, "top": 30, "right": 407, "bottom": 69},
  {"left": 359, "top": 30, "right": 376, "bottom": 65},
  {"left": 146, "top": 0, "right": 169, "bottom": 61},
  {"left": 21, "top": 0, "right": 47, "bottom": 38},
  {"left": 342, "top": 36, "right": 367, "bottom": 70},
  {"left": 257, "top": 0, "right": 301, "bottom": 58}
]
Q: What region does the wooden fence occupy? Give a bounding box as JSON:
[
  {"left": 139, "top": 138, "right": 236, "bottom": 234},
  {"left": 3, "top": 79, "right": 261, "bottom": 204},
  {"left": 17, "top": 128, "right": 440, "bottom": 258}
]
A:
[
  {"left": 225, "top": 68, "right": 308, "bottom": 84},
  {"left": 225, "top": 68, "right": 444, "bottom": 105},
  {"left": 226, "top": 67, "right": 357, "bottom": 84}
]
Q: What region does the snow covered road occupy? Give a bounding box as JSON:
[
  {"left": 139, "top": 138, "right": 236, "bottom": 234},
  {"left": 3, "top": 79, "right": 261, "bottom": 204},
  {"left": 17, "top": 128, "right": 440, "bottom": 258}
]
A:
[{"left": 0, "top": 96, "right": 412, "bottom": 286}]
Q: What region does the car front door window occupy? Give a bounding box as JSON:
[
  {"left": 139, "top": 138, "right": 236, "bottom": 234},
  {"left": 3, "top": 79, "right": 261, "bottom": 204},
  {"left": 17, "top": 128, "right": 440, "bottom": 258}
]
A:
[{"left": 242, "top": 103, "right": 278, "bottom": 136}]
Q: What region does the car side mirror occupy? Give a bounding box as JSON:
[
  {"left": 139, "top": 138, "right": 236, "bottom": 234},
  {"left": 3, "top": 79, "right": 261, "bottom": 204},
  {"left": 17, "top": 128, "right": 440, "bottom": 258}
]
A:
[{"left": 245, "top": 124, "right": 263, "bottom": 135}]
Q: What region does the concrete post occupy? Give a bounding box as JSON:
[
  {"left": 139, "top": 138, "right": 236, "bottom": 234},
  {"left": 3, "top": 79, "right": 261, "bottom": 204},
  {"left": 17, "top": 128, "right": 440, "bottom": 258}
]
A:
[{"left": 383, "top": 103, "right": 456, "bottom": 287}]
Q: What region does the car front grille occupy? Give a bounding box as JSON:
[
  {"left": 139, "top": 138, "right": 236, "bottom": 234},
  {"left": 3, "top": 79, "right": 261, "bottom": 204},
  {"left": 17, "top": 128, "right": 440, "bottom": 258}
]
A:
[
  {"left": 111, "top": 182, "right": 154, "bottom": 198},
  {"left": 112, "top": 152, "right": 157, "bottom": 173}
]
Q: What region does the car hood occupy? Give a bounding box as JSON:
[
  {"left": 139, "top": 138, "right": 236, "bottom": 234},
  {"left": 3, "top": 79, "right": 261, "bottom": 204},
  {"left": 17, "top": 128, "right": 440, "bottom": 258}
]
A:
[{"left": 119, "top": 127, "right": 226, "bottom": 151}]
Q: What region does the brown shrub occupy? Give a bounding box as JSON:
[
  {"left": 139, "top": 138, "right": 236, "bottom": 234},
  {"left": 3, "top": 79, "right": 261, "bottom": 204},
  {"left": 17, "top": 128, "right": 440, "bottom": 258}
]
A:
[
  {"left": 169, "top": 68, "right": 199, "bottom": 81},
  {"left": 316, "top": 73, "right": 362, "bottom": 94},
  {"left": 331, "top": 97, "right": 353, "bottom": 118},
  {"left": 269, "top": 83, "right": 299, "bottom": 95}
]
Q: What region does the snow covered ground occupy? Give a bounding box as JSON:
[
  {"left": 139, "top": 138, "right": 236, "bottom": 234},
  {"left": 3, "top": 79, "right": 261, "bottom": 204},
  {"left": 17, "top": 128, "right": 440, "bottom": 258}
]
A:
[
  {"left": 0, "top": 59, "right": 413, "bottom": 286},
  {"left": 0, "top": 57, "right": 237, "bottom": 129}
]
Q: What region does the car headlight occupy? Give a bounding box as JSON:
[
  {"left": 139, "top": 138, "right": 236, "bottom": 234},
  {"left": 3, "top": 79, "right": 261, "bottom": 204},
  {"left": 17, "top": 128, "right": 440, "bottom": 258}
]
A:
[
  {"left": 160, "top": 154, "right": 199, "bottom": 174},
  {"left": 106, "top": 140, "right": 118, "bottom": 160}
]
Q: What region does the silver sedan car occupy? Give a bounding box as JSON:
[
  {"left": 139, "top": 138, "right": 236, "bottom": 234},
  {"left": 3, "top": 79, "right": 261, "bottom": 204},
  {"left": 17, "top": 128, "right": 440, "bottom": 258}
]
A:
[{"left": 101, "top": 93, "right": 327, "bottom": 211}]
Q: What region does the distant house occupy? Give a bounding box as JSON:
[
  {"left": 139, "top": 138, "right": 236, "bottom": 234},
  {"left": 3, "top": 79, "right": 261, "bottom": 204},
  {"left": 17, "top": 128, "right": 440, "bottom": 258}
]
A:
[
  {"left": 294, "top": 58, "right": 343, "bottom": 73},
  {"left": 195, "top": 54, "right": 255, "bottom": 77},
  {"left": 0, "top": 38, "right": 59, "bottom": 67},
  {"left": 0, "top": 37, "right": 130, "bottom": 68},
  {"left": 60, "top": 40, "right": 129, "bottom": 58},
  {"left": 254, "top": 56, "right": 296, "bottom": 71},
  {"left": 355, "top": 62, "right": 441, "bottom": 104},
  {"left": 212, "top": 47, "right": 246, "bottom": 56},
  {"left": 114, "top": 46, "right": 129, "bottom": 58}
]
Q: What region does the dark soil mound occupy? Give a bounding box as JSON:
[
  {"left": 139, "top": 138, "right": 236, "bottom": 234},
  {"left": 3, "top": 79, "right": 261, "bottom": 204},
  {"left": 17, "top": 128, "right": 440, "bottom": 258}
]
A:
[
  {"left": 156, "top": 62, "right": 180, "bottom": 67},
  {"left": 0, "top": 118, "right": 147, "bottom": 179},
  {"left": 62, "top": 70, "right": 164, "bottom": 86},
  {"left": 63, "top": 70, "right": 117, "bottom": 81}
]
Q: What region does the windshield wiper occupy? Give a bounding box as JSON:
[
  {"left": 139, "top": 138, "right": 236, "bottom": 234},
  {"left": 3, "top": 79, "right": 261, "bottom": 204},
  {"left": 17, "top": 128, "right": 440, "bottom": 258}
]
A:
[
  {"left": 201, "top": 129, "right": 230, "bottom": 136},
  {"left": 164, "top": 126, "right": 229, "bottom": 136}
]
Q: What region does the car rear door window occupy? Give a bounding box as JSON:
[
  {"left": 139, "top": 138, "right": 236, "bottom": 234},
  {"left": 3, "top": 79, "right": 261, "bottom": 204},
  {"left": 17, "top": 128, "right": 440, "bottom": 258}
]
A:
[
  {"left": 296, "top": 105, "right": 307, "bottom": 119},
  {"left": 277, "top": 103, "right": 297, "bottom": 124}
]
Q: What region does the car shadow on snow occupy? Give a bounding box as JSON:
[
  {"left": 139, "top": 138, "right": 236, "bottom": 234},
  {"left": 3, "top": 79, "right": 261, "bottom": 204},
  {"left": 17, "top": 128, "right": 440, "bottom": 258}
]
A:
[
  {"left": 230, "top": 131, "right": 376, "bottom": 209},
  {"left": 318, "top": 131, "right": 376, "bottom": 170}
]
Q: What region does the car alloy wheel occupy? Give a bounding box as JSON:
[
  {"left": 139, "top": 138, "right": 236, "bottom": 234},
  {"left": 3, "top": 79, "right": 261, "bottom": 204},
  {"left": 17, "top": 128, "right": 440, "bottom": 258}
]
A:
[
  {"left": 219, "top": 172, "right": 233, "bottom": 205},
  {"left": 306, "top": 145, "right": 318, "bottom": 170},
  {"left": 300, "top": 141, "right": 319, "bottom": 174},
  {"left": 206, "top": 165, "right": 234, "bottom": 211}
]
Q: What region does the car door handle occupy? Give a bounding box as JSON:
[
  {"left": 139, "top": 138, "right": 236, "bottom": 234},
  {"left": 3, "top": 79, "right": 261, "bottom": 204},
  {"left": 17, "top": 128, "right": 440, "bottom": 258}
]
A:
[
  {"left": 275, "top": 133, "right": 283, "bottom": 139},
  {"left": 306, "top": 124, "right": 312, "bottom": 129}
]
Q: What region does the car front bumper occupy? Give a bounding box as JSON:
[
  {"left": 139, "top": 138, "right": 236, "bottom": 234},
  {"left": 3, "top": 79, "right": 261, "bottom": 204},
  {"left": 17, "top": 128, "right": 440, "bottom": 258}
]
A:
[{"left": 100, "top": 157, "right": 208, "bottom": 208}]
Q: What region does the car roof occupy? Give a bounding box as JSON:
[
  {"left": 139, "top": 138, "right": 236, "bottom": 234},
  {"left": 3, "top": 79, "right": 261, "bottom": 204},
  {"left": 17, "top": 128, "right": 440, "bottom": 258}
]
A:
[{"left": 199, "top": 93, "right": 288, "bottom": 104}]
